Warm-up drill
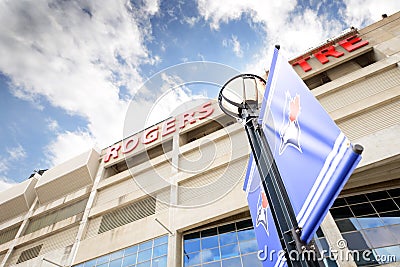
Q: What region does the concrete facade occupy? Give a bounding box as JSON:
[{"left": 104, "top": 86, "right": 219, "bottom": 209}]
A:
[{"left": 0, "top": 12, "right": 399, "bottom": 267}]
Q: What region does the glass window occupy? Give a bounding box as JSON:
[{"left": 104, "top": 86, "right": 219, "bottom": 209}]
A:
[
  {"left": 201, "top": 248, "right": 220, "bottom": 263},
  {"left": 220, "top": 244, "right": 239, "bottom": 259},
  {"left": 137, "top": 249, "right": 152, "bottom": 263},
  {"left": 336, "top": 218, "right": 360, "bottom": 232},
  {"left": 239, "top": 239, "right": 258, "bottom": 255},
  {"left": 373, "top": 245, "right": 400, "bottom": 264},
  {"left": 237, "top": 229, "right": 255, "bottom": 242},
  {"left": 185, "top": 232, "right": 200, "bottom": 240},
  {"left": 236, "top": 220, "right": 252, "bottom": 230},
  {"left": 353, "top": 249, "right": 377, "bottom": 266},
  {"left": 185, "top": 239, "right": 200, "bottom": 253},
  {"left": 315, "top": 238, "right": 330, "bottom": 253},
  {"left": 357, "top": 217, "right": 384, "bottom": 229},
  {"left": 350, "top": 203, "right": 376, "bottom": 216},
  {"left": 203, "top": 262, "right": 221, "bottom": 267},
  {"left": 201, "top": 236, "right": 219, "bottom": 250},
  {"left": 345, "top": 195, "right": 368, "bottom": 205},
  {"left": 386, "top": 224, "right": 400, "bottom": 241},
  {"left": 84, "top": 259, "right": 96, "bottom": 267},
  {"left": 315, "top": 227, "right": 324, "bottom": 238},
  {"left": 75, "top": 235, "right": 168, "bottom": 267},
  {"left": 110, "top": 250, "right": 124, "bottom": 260},
  {"left": 241, "top": 253, "right": 262, "bottom": 267},
  {"left": 153, "top": 244, "right": 168, "bottom": 258},
  {"left": 331, "top": 198, "right": 346, "bottom": 207},
  {"left": 221, "top": 257, "right": 241, "bottom": 267},
  {"left": 96, "top": 255, "right": 109, "bottom": 264},
  {"left": 122, "top": 254, "right": 137, "bottom": 267},
  {"left": 125, "top": 245, "right": 138, "bottom": 256},
  {"left": 364, "top": 227, "right": 397, "bottom": 248},
  {"left": 394, "top": 197, "right": 400, "bottom": 207},
  {"left": 109, "top": 258, "right": 123, "bottom": 267},
  {"left": 154, "top": 235, "right": 168, "bottom": 246},
  {"left": 152, "top": 256, "right": 167, "bottom": 267},
  {"left": 330, "top": 206, "right": 353, "bottom": 219},
  {"left": 137, "top": 261, "right": 151, "bottom": 267},
  {"left": 388, "top": 188, "right": 400, "bottom": 198},
  {"left": 219, "top": 232, "right": 237, "bottom": 246},
  {"left": 342, "top": 231, "right": 370, "bottom": 250},
  {"left": 185, "top": 251, "right": 201, "bottom": 266},
  {"left": 218, "top": 223, "right": 235, "bottom": 234},
  {"left": 366, "top": 191, "right": 390, "bottom": 201},
  {"left": 183, "top": 219, "right": 261, "bottom": 267},
  {"left": 372, "top": 199, "right": 398, "bottom": 213},
  {"left": 332, "top": 189, "right": 400, "bottom": 266},
  {"left": 201, "top": 228, "right": 218, "bottom": 237},
  {"left": 139, "top": 240, "right": 153, "bottom": 251}
]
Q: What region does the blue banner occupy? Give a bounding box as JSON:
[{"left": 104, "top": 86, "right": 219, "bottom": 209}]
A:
[
  {"left": 256, "top": 47, "right": 362, "bottom": 244},
  {"left": 244, "top": 155, "right": 287, "bottom": 267}
]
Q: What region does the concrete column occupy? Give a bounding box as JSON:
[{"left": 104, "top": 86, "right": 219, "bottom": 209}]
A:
[
  {"left": 68, "top": 159, "right": 105, "bottom": 266},
  {"left": 167, "top": 132, "right": 181, "bottom": 267},
  {"left": 1, "top": 175, "right": 40, "bottom": 267},
  {"left": 320, "top": 212, "right": 357, "bottom": 267}
]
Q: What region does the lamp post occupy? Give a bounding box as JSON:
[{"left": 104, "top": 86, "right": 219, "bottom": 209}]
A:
[{"left": 218, "top": 72, "right": 322, "bottom": 267}]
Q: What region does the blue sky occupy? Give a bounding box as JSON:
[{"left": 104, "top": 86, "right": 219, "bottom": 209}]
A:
[{"left": 0, "top": 0, "right": 399, "bottom": 190}]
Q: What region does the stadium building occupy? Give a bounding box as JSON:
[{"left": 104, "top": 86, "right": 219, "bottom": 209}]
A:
[{"left": 0, "top": 11, "right": 399, "bottom": 267}]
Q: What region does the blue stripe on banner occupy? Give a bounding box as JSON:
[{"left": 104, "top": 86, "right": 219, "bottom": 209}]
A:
[
  {"left": 259, "top": 47, "right": 279, "bottom": 124},
  {"left": 301, "top": 146, "right": 362, "bottom": 243},
  {"left": 243, "top": 154, "right": 254, "bottom": 191},
  {"left": 298, "top": 134, "right": 347, "bottom": 226},
  {"left": 296, "top": 133, "right": 345, "bottom": 223}
]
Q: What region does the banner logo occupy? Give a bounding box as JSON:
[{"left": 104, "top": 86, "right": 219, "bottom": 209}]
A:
[
  {"left": 256, "top": 191, "right": 270, "bottom": 236},
  {"left": 279, "top": 92, "right": 302, "bottom": 155}
]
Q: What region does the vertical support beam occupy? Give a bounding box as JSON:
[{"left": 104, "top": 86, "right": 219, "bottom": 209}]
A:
[
  {"left": 68, "top": 159, "right": 105, "bottom": 266},
  {"left": 1, "top": 195, "right": 39, "bottom": 266},
  {"left": 168, "top": 132, "right": 180, "bottom": 267},
  {"left": 320, "top": 212, "right": 357, "bottom": 267}
]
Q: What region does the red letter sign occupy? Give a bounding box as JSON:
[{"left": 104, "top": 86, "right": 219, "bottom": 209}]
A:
[
  {"left": 314, "top": 46, "right": 344, "bottom": 64},
  {"left": 292, "top": 56, "right": 312, "bottom": 72},
  {"left": 162, "top": 117, "right": 176, "bottom": 137},
  {"left": 122, "top": 136, "right": 139, "bottom": 154},
  {"left": 198, "top": 102, "right": 214, "bottom": 119},
  {"left": 179, "top": 112, "right": 196, "bottom": 129},
  {"left": 143, "top": 125, "right": 159, "bottom": 144},
  {"left": 339, "top": 35, "right": 369, "bottom": 52},
  {"left": 104, "top": 144, "right": 121, "bottom": 163}
]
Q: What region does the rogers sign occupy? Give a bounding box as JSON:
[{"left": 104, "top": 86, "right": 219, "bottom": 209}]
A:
[{"left": 104, "top": 101, "right": 214, "bottom": 163}]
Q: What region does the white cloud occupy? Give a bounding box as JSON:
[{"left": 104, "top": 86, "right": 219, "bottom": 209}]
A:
[
  {"left": 0, "top": 176, "right": 17, "bottom": 193},
  {"left": 144, "top": 0, "right": 160, "bottom": 16},
  {"left": 341, "top": 0, "right": 400, "bottom": 28},
  {"left": 141, "top": 72, "right": 206, "bottom": 127},
  {"left": 197, "top": 0, "right": 296, "bottom": 30},
  {"left": 183, "top": 16, "right": 200, "bottom": 27},
  {"left": 46, "top": 118, "right": 60, "bottom": 132},
  {"left": 0, "top": 161, "right": 8, "bottom": 174},
  {"left": 45, "top": 130, "right": 96, "bottom": 166},
  {"left": 0, "top": 0, "right": 161, "bottom": 166},
  {"left": 223, "top": 35, "right": 243, "bottom": 58},
  {"left": 198, "top": 0, "right": 400, "bottom": 76},
  {"left": 197, "top": 0, "right": 345, "bottom": 75},
  {"left": 0, "top": 144, "right": 27, "bottom": 189},
  {"left": 7, "top": 144, "right": 26, "bottom": 160}
]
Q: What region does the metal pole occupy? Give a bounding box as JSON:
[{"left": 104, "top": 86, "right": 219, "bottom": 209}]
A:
[{"left": 243, "top": 115, "right": 322, "bottom": 267}]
